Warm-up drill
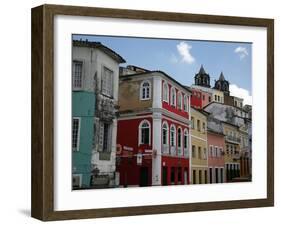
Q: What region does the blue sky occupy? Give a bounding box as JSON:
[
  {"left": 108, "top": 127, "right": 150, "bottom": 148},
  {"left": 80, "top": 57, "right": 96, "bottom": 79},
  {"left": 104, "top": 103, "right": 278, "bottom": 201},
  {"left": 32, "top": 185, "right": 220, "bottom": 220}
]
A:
[{"left": 73, "top": 35, "right": 252, "bottom": 104}]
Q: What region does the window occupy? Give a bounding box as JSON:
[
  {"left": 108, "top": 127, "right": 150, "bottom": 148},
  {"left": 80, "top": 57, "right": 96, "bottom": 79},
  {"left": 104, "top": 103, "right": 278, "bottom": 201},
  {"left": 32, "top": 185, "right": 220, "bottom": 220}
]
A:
[
  {"left": 199, "top": 170, "right": 202, "bottom": 184},
  {"left": 177, "top": 128, "right": 182, "bottom": 148},
  {"left": 191, "top": 117, "right": 195, "bottom": 129},
  {"left": 209, "top": 145, "right": 213, "bottom": 156},
  {"left": 162, "top": 122, "right": 168, "bottom": 145},
  {"left": 139, "top": 120, "right": 150, "bottom": 145},
  {"left": 72, "top": 174, "right": 82, "bottom": 189},
  {"left": 202, "top": 95, "right": 205, "bottom": 101},
  {"left": 192, "top": 145, "right": 196, "bottom": 158},
  {"left": 226, "top": 144, "right": 229, "bottom": 155},
  {"left": 183, "top": 95, "right": 188, "bottom": 111},
  {"left": 208, "top": 96, "right": 211, "bottom": 102},
  {"left": 219, "top": 147, "right": 223, "bottom": 157},
  {"left": 215, "top": 95, "right": 217, "bottom": 101},
  {"left": 73, "top": 61, "right": 83, "bottom": 89},
  {"left": 163, "top": 82, "right": 169, "bottom": 102},
  {"left": 102, "top": 67, "right": 113, "bottom": 97},
  {"left": 184, "top": 129, "right": 188, "bottom": 149},
  {"left": 72, "top": 118, "right": 80, "bottom": 151},
  {"left": 140, "top": 80, "right": 151, "bottom": 100},
  {"left": 197, "top": 119, "right": 201, "bottom": 131},
  {"left": 202, "top": 122, "right": 206, "bottom": 133},
  {"left": 170, "top": 125, "right": 176, "bottom": 147},
  {"left": 177, "top": 92, "right": 182, "bottom": 109},
  {"left": 218, "top": 96, "right": 220, "bottom": 102},
  {"left": 99, "top": 122, "right": 112, "bottom": 152},
  {"left": 203, "top": 148, "right": 207, "bottom": 159},
  {"left": 170, "top": 87, "right": 176, "bottom": 106},
  {"left": 198, "top": 147, "right": 202, "bottom": 159},
  {"left": 214, "top": 146, "right": 218, "bottom": 157}
]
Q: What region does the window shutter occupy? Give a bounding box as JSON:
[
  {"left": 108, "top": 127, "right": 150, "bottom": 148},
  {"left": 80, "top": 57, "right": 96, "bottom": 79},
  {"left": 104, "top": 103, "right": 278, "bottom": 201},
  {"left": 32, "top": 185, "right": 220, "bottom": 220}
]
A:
[{"left": 99, "top": 122, "right": 104, "bottom": 151}]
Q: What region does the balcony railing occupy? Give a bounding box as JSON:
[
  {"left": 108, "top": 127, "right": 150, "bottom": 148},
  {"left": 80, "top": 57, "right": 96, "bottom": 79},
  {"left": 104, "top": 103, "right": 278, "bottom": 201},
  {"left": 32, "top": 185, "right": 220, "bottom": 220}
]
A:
[
  {"left": 177, "top": 147, "right": 183, "bottom": 156},
  {"left": 184, "top": 148, "right": 189, "bottom": 158},
  {"left": 162, "top": 145, "right": 169, "bottom": 155},
  {"left": 170, "top": 146, "right": 176, "bottom": 156},
  {"left": 226, "top": 135, "right": 241, "bottom": 144}
]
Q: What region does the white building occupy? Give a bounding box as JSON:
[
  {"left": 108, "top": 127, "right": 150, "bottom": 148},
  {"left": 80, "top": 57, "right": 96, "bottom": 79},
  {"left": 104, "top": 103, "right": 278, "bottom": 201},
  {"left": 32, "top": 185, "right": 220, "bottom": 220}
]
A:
[{"left": 73, "top": 40, "right": 126, "bottom": 187}]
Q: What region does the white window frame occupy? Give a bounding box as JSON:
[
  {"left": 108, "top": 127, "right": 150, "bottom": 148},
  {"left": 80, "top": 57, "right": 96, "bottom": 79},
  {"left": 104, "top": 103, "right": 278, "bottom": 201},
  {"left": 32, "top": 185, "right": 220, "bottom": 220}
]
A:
[
  {"left": 183, "top": 129, "right": 189, "bottom": 149},
  {"left": 101, "top": 66, "right": 114, "bottom": 97},
  {"left": 170, "top": 124, "right": 176, "bottom": 147},
  {"left": 177, "top": 91, "right": 183, "bottom": 109},
  {"left": 214, "top": 146, "right": 218, "bottom": 157},
  {"left": 72, "top": 117, "right": 81, "bottom": 151},
  {"left": 138, "top": 119, "right": 151, "bottom": 145},
  {"left": 177, "top": 127, "right": 183, "bottom": 155},
  {"left": 183, "top": 94, "right": 188, "bottom": 112},
  {"left": 72, "top": 60, "right": 83, "bottom": 90},
  {"left": 170, "top": 87, "right": 176, "bottom": 106},
  {"left": 140, "top": 80, "right": 151, "bottom": 100},
  {"left": 162, "top": 81, "right": 169, "bottom": 103},
  {"left": 162, "top": 121, "right": 169, "bottom": 146},
  {"left": 209, "top": 145, "right": 213, "bottom": 157}
]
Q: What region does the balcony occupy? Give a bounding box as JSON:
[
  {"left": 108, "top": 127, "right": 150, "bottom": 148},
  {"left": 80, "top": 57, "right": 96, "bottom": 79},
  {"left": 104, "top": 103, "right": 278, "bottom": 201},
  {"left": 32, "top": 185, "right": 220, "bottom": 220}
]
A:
[
  {"left": 162, "top": 145, "right": 169, "bottom": 155},
  {"left": 225, "top": 135, "right": 241, "bottom": 144},
  {"left": 184, "top": 148, "right": 189, "bottom": 158},
  {"left": 177, "top": 147, "right": 183, "bottom": 156},
  {"left": 170, "top": 146, "right": 176, "bottom": 156}
]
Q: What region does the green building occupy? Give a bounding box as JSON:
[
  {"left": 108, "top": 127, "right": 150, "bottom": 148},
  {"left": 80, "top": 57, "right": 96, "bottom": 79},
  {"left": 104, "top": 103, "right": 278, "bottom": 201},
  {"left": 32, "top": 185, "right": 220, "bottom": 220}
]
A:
[{"left": 72, "top": 91, "right": 95, "bottom": 189}]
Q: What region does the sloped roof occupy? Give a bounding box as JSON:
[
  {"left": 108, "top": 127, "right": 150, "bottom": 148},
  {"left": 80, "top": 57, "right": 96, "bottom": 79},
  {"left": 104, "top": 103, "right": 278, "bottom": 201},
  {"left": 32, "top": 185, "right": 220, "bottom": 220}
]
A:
[{"left": 73, "top": 40, "right": 126, "bottom": 63}]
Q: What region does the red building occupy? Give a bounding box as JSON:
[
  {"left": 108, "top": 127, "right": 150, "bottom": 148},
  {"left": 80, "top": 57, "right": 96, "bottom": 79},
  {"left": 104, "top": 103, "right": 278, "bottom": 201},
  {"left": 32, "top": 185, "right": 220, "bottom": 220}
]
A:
[
  {"left": 116, "top": 67, "right": 191, "bottom": 187},
  {"left": 190, "top": 88, "right": 212, "bottom": 109}
]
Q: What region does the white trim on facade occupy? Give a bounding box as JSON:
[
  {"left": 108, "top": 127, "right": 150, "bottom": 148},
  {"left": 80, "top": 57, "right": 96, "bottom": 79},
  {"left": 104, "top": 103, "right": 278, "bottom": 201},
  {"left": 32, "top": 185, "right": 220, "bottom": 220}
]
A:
[
  {"left": 138, "top": 119, "right": 151, "bottom": 146},
  {"left": 140, "top": 80, "right": 152, "bottom": 100}
]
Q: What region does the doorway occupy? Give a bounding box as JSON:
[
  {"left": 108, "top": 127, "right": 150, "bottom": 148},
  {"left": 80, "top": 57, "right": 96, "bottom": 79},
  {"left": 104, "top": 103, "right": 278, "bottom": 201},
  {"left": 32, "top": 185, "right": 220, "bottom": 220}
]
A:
[{"left": 140, "top": 167, "right": 149, "bottom": 187}]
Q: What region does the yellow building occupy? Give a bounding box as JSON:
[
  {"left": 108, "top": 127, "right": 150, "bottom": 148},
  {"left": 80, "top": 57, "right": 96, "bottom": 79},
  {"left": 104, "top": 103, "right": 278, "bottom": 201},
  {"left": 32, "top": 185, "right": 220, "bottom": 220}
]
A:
[
  {"left": 222, "top": 121, "right": 241, "bottom": 182},
  {"left": 191, "top": 107, "right": 208, "bottom": 184}
]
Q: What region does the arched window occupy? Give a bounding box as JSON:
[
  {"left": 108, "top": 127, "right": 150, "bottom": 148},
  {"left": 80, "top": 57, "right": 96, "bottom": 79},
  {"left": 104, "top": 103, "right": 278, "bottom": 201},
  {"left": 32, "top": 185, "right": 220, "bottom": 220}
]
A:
[
  {"left": 177, "top": 92, "right": 182, "bottom": 109},
  {"left": 184, "top": 129, "right": 189, "bottom": 149},
  {"left": 170, "top": 125, "right": 176, "bottom": 147},
  {"left": 170, "top": 87, "right": 176, "bottom": 106},
  {"left": 183, "top": 95, "right": 188, "bottom": 111},
  {"left": 139, "top": 120, "right": 150, "bottom": 145},
  {"left": 163, "top": 82, "right": 169, "bottom": 103},
  {"left": 177, "top": 127, "right": 182, "bottom": 148},
  {"left": 140, "top": 80, "right": 151, "bottom": 100},
  {"left": 162, "top": 122, "right": 169, "bottom": 145}
]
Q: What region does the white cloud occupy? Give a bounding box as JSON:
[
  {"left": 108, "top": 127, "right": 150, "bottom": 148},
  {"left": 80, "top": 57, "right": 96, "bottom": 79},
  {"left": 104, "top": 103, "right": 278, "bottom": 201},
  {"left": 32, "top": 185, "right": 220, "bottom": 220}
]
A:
[
  {"left": 234, "top": 46, "right": 248, "bottom": 59},
  {"left": 176, "top": 41, "right": 195, "bottom": 64},
  {"left": 229, "top": 84, "right": 252, "bottom": 105}
]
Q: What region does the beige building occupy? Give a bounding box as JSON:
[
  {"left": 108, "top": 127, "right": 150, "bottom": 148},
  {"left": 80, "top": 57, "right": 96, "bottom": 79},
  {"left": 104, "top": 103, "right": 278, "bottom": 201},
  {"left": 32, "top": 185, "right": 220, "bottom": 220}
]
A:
[
  {"left": 191, "top": 107, "right": 208, "bottom": 184},
  {"left": 222, "top": 121, "right": 241, "bottom": 182}
]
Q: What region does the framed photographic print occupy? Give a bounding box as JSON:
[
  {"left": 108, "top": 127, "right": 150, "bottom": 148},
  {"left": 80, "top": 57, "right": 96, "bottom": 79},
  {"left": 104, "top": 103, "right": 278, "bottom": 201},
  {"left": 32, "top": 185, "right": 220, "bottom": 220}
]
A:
[{"left": 31, "top": 4, "right": 274, "bottom": 221}]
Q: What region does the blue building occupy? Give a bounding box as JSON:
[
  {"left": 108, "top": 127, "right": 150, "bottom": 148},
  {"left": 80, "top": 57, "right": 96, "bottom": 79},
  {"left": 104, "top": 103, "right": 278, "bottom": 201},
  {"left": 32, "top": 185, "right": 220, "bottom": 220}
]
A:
[{"left": 72, "top": 91, "right": 95, "bottom": 189}]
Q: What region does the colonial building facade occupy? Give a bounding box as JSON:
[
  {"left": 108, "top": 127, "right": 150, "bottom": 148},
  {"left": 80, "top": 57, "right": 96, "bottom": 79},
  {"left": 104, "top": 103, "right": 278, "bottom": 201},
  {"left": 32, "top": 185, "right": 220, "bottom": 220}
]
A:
[
  {"left": 190, "top": 107, "right": 208, "bottom": 184},
  {"left": 207, "top": 117, "right": 225, "bottom": 183},
  {"left": 116, "top": 67, "right": 192, "bottom": 187},
  {"left": 72, "top": 40, "right": 125, "bottom": 189}
]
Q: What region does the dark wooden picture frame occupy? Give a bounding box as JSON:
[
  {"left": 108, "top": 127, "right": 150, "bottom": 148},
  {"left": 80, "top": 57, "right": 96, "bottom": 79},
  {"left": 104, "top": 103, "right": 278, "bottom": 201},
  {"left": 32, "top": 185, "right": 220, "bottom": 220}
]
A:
[{"left": 31, "top": 4, "right": 274, "bottom": 221}]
